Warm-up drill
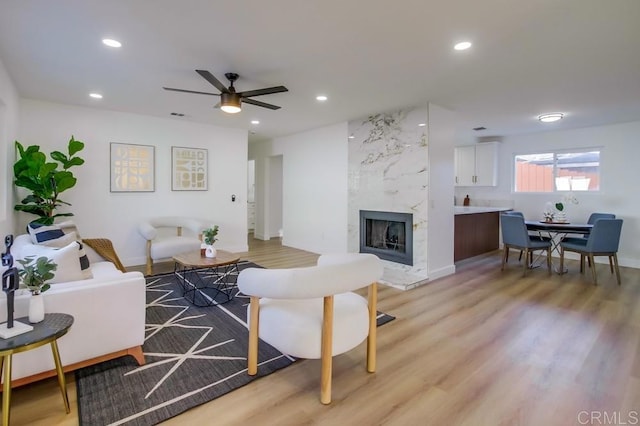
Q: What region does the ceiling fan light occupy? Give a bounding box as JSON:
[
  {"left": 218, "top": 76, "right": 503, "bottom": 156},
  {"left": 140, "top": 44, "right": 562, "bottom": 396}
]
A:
[
  {"left": 221, "top": 92, "right": 242, "bottom": 113},
  {"left": 221, "top": 105, "right": 241, "bottom": 114}
]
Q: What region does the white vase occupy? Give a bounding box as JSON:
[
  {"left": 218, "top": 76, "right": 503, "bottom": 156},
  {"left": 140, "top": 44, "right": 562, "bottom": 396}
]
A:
[
  {"left": 29, "top": 293, "right": 45, "bottom": 323},
  {"left": 555, "top": 211, "right": 567, "bottom": 222},
  {"left": 205, "top": 245, "right": 217, "bottom": 258}
]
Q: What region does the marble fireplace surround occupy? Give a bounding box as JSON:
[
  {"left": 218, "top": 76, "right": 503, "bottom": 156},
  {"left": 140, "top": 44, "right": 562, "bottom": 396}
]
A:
[{"left": 348, "top": 106, "right": 430, "bottom": 290}]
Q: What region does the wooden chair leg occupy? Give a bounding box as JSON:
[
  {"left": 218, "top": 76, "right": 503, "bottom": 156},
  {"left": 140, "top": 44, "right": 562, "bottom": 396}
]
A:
[
  {"left": 560, "top": 247, "right": 565, "bottom": 274},
  {"left": 517, "top": 250, "right": 522, "bottom": 262},
  {"left": 613, "top": 253, "right": 621, "bottom": 285},
  {"left": 589, "top": 254, "right": 598, "bottom": 285},
  {"left": 145, "top": 240, "right": 153, "bottom": 276},
  {"left": 248, "top": 297, "right": 260, "bottom": 375},
  {"left": 367, "top": 283, "right": 377, "bottom": 373},
  {"left": 321, "top": 296, "right": 334, "bottom": 404},
  {"left": 501, "top": 247, "right": 508, "bottom": 271},
  {"left": 522, "top": 249, "right": 529, "bottom": 277},
  {"left": 547, "top": 248, "right": 552, "bottom": 275},
  {"left": 609, "top": 256, "right": 614, "bottom": 274},
  {"left": 580, "top": 255, "right": 585, "bottom": 274}
]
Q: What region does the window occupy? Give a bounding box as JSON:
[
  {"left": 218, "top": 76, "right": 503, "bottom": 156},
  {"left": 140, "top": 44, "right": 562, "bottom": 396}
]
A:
[{"left": 514, "top": 150, "right": 600, "bottom": 192}]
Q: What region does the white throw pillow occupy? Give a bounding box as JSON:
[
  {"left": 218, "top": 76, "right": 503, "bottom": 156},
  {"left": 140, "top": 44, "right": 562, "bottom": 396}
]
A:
[
  {"left": 26, "top": 222, "right": 92, "bottom": 280},
  {"left": 17, "top": 242, "right": 85, "bottom": 284}
]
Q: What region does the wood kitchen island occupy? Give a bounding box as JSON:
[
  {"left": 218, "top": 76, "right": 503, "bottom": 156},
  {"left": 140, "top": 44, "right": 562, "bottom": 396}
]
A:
[{"left": 454, "top": 206, "right": 512, "bottom": 262}]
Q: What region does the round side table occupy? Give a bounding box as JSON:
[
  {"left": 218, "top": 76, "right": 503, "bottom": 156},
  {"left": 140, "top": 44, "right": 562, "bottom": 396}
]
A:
[{"left": 0, "top": 313, "right": 74, "bottom": 426}]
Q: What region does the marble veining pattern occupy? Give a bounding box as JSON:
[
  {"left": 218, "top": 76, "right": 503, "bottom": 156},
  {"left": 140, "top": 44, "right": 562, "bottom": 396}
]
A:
[{"left": 348, "top": 106, "right": 429, "bottom": 288}]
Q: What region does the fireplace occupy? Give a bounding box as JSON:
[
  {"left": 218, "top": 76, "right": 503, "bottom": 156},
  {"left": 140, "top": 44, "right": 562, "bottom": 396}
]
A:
[{"left": 359, "top": 210, "right": 413, "bottom": 266}]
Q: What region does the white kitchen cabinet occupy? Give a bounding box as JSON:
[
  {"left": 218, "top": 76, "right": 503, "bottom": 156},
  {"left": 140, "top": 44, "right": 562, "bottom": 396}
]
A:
[{"left": 454, "top": 142, "right": 499, "bottom": 186}]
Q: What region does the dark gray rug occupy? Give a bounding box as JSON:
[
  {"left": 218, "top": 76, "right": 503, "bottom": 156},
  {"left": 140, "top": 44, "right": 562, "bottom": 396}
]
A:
[{"left": 76, "top": 261, "right": 395, "bottom": 425}]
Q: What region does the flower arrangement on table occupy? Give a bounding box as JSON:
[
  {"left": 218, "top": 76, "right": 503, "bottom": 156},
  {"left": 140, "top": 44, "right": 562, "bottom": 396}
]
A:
[
  {"left": 543, "top": 194, "right": 578, "bottom": 222},
  {"left": 555, "top": 194, "right": 578, "bottom": 213}
]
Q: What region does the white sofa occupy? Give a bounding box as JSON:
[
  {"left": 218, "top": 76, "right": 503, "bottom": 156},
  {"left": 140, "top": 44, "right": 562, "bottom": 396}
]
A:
[
  {"left": 0, "top": 234, "right": 146, "bottom": 387},
  {"left": 137, "top": 217, "right": 211, "bottom": 275}
]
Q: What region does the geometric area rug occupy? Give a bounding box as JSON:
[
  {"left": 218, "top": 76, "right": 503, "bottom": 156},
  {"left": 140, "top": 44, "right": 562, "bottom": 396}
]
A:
[{"left": 76, "top": 261, "right": 394, "bottom": 426}]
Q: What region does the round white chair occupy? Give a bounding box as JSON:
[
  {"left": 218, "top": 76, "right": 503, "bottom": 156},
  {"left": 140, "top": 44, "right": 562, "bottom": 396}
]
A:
[{"left": 238, "top": 253, "right": 383, "bottom": 404}]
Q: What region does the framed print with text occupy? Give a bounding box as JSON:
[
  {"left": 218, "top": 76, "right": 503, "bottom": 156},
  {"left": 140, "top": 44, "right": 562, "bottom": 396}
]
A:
[
  {"left": 172, "top": 146, "right": 208, "bottom": 191},
  {"left": 110, "top": 143, "right": 155, "bottom": 192}
]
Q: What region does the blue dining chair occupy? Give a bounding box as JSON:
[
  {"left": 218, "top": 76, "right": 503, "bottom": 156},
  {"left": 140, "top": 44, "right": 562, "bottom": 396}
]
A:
[
  {"left": 561, "top": 213, "right": 616, "bottom": 244},
  {"left": 501, "top": 214, "right": 552, "bottom": 276},
  {"left": 560, "top": 213, "right": 616, "bottom": 268},
  {"left": 559, "top": 218, "right": 623, "bottom": 285},
  {"left": 503, "top": 211, "right": 551, "bottom": 263}
]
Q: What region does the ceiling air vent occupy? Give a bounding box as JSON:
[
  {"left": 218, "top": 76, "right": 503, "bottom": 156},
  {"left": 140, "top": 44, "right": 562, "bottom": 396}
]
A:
[
  {"left": 170, "top": 112, "right": 185, "bottom": 117},
  {"left": 473, "top": 126, "right": 486, "bottom": 131}
]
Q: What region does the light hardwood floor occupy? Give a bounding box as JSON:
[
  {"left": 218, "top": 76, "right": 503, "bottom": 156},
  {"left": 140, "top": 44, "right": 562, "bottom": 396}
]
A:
[{"left": 8, "top": 238, "right": 640, "bottom": 426}]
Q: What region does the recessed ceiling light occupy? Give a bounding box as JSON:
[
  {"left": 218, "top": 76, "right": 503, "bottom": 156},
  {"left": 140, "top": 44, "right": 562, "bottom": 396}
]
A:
[
  {"left": 316, "top": 95, "right": 328, "bottom": 102},
  {"left": 102, "top": 38, "right": 122, "bottom": 48},
  {"left": 538, "top": 113, "right": 564, "bottom": 123},
  {"left": 251, "top": 120, "right": 260, "bottom": 125},
  {"left": 89, "top": 93, "right": 103, "bottom": 99},
  {"left": 418, "top": 123, "right": 426, "bottom": 127},
  {"left": 454, "top": 41, "right": 472, "bottom": 51}
]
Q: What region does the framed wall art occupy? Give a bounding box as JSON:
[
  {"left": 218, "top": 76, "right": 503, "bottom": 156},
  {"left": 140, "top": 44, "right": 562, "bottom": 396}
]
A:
[
  {"left": 172, "top": 146, "right": 208, "bottom": 191},
  {"left": 110, "top": 143, "right": 155, "bottom": 192}
]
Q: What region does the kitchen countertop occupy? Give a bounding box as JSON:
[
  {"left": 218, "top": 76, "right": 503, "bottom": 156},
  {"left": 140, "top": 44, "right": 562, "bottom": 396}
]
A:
[{"left": 454, "top": 206, "right": 513, "bottom": 215}]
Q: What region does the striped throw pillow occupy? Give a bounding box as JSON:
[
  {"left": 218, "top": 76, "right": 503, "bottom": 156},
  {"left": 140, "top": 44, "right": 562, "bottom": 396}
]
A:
[{"left": 27, "top": 221, "right": 93, "bottom": 280}]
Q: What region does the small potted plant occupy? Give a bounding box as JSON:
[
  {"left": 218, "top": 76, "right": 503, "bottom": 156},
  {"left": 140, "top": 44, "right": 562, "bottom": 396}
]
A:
[
  {"left": 202, "top": 225, "right": 219, "bottom": 258},
  {"left": 16, "top": 256, "right": 57, "bottom": 323}
]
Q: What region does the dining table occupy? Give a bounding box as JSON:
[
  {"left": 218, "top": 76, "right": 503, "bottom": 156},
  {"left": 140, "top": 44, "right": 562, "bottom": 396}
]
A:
[{"left": 525, "top": 220, "right": 594, "bottom": 273}]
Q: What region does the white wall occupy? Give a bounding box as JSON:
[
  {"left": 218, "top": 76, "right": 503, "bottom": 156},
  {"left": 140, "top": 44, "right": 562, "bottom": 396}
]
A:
[
  {"left": 427, "top": 103, "right": 456, "bottom": 279},
  {"left": 18, "top": 99, "right": 249, "bottom": 266},
  {"left": 268, "top": 155, "right": 283, "bottom": 238},
  {"left": 249, "top": 122, "right": 349, "bottom": 254},
  {"left": 455, "top": 120, "right": 640, "bottom": 267},
  {"left": 0, "top": 56, "right": 20, "bottom": 238}
]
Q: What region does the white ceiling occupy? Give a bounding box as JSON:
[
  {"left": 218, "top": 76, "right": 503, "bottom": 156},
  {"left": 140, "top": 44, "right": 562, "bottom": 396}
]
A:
[{"left": 1, "top": 0, "right": 639, "bottom": 144}]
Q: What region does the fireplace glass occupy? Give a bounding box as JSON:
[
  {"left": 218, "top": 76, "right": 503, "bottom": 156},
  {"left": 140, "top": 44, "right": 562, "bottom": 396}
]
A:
[{"left": 359, "top": 210, "right": 413, "bottom": 265}]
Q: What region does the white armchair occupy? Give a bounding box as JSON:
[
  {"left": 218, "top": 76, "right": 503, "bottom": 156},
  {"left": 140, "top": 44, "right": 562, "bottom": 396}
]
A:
[
  {"left": 137, "top": 217, "right": 211, "bottom": 275},
  {"left": 237, "top": 253, "right": 383, "bottom": 404}
]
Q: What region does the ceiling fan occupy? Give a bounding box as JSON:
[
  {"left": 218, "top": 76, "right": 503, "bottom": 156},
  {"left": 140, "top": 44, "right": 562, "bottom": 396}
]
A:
[{"left": 163, "top": 70, "right": 288, "bottom": 113}]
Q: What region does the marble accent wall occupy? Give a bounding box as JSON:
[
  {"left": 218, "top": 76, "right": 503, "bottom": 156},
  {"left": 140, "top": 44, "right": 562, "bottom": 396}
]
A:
[{"left": 348, "top": 106, "right": 429, "bottom": 287}]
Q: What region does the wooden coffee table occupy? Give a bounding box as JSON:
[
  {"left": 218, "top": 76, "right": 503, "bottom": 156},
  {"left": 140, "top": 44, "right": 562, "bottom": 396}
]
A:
[{"left": 173, "top": 250, "right": 241, "bottom": 306}]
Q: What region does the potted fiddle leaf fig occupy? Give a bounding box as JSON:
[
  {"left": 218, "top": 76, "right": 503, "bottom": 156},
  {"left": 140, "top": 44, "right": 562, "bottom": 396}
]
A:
[{"left": 13, "top": 136, "right": 85, "bottom": 225}]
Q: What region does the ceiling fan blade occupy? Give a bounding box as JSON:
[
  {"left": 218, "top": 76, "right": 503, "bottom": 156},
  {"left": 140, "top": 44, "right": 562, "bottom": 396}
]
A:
[
  {"left": 196, "top": 70, "right": 229, "bottom": 93},
  {"left": 238, "top": 86, "right": 288, "bottom": 98},
  {"left": 163, "top": 87, "right": 220, "bottom": 96},
  {"left": 243, "top": 98, "right": 281, "bottom": 110}
]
